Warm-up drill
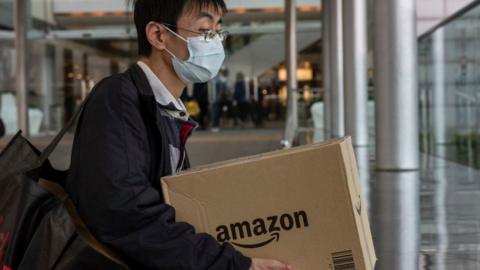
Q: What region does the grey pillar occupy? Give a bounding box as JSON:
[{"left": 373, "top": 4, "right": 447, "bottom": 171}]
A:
[
  {"left": 40, "top": 43, "right": 55, "bottom": 133},
  {"left": 432, "top": 28, "right": 448, "bottom": 157},
  {"left": 374, "top": 171, "right": 420, "bottom": 270},
  {"left": 329, "top": 0, "right": 345, "bottom": 138},
  {"left": 343, "top": 0, "right": 369, "bottom": 147},
  {"left": 283, "top": 0, "right": 299, "bottom": 147},
  {"left": 322, "top": 0, "right": 332, "bottom": 139},
  {"left": 15, "top": 0, "right": 29, "bottom": 136},
  {"left": 374, "top": 0, "right": 419, "bottom": 170}
]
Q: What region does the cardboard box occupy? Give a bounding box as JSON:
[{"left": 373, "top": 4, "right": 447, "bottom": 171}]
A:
[{"left": 161, "top": 137, "right": 376, "bottom": 270}]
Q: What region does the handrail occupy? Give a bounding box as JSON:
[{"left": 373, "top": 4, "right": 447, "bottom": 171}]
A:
[{"left": 418, "top": 0, "right": 480, "bottom": 41}]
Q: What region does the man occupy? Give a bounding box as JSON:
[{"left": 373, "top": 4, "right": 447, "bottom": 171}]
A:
[
  {"left": 0, "top": 93, "right": 4, "bottom": 138},
  {"left": 233, "top": 72, "right": 248, "bottom": 128},
  {"left": 0, "top": 117, "right": 4, "bottom": 138},
  {"left": 66, "top": 1, "right": 296, "bottom": 269},
  {"left": 192, "top": 82, "right": 209, "bottom": 130},
  {"left": 211, "top": 68, "right": 231, "bottom": 132}
]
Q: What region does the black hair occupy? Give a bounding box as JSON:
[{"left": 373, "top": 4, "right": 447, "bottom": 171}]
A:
[{"left": 131, "top": 0, "right": 227, "bottom": 57}]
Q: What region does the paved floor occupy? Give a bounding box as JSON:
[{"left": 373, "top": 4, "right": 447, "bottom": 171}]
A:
[
  {"left": 0, "top": 129, "right": 284, "bottom": 169},
  {"left": 364, "top": 151, "right": 480, "bottom": 270},
  {"left": 1, "top": 129, "right": 479, "bottom": 269}
]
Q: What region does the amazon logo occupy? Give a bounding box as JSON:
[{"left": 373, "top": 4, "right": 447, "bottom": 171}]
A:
[{"left": 215, "top": 210, "right": 309, "bottom": 249}]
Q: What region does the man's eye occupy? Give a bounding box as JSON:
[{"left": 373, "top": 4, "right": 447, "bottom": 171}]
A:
[{"left": 199, "top": 29, "right": 210, "bottom": 33}]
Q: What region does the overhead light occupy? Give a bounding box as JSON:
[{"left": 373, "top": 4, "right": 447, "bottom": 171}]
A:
[
  {"left": 227, "top": 6, "right": 320, "bottom": 14},
  {"left": 92, "top": 11, "right": 106, "bottom": 17},
  {"left": 232, "top": 8, "right": 248, "bottom": 14},
  {"left": 298, "top": 6, "right": 321, "bottom": 12},
  {"left": 63, "top": 11, "right": 128, "bottom": 17},
  {"left": 278, "top": 67, "right": 313, "bottom": 82}
]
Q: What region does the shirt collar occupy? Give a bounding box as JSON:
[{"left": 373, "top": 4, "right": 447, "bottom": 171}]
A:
[{"left": 137, "top": 61, "right": 187, "bottom": 113}]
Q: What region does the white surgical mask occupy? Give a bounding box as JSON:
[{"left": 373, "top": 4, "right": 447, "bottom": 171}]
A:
[{"left": 163, "top": 26, "right": 225, "bottom": 83}]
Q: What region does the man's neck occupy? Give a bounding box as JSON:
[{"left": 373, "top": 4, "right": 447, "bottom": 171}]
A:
[{"left": 140, "top": 56, "right": 185, "bottom": 99}]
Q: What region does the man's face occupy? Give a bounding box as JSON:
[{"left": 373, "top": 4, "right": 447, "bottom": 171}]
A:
[{"left": 165, "top": 5, "right": 224, "bottom": 61}]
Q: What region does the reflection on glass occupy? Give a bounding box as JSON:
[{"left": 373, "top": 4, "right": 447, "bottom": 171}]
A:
[
  {"left": 373, "top": 171, "right": 420, "bottom": 270},
  {"left": 419, "top": 4, "right": 480, "bottom": 169}
]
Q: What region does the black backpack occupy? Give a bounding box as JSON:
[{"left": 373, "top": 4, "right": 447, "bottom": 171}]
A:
[{"left": 0, "top": 90, "right": 129, "bottom": 270}]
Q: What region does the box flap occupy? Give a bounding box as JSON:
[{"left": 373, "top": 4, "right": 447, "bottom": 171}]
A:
[
  {"left": 339, "top": 139, "right": 377, "bottom": 269},
  {"left": 165, "top": 137, "right": 351, "bottom": 179}
]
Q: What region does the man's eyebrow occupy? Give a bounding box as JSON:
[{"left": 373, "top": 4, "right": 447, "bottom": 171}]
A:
[
  {"left": 198, "top": 12, "right": 215, "bottom": 21},
  {"left": 197, "top": 11, "right": 223, "bottom": 25}
]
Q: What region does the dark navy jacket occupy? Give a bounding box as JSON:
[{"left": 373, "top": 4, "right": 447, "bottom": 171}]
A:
[{"left": 66, "top": 64, "right": 251, "bottom": 270}]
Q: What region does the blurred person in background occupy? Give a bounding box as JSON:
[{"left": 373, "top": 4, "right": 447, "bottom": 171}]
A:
[
  {"left": 0, "top": 93, "right": 4, "bottom": 138},
  {"left": 211, "top": 68, "right": 231, "bottom": 132},
  {"left": 233, "top": 72, "right": 249, "bottom": 128},
  {"left": 193, "top": 82, "right": 210, "bottom": 129},
  {"left": 0, "top": 117, "right": 4, "bottom": 138},
  {"left": 250, "top": 80, "right": 264, "bottom": 128}
]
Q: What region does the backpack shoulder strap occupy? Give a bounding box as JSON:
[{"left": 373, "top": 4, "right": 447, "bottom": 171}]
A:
[{"left": 39, "top": 179, "right": 130, "bottom": 269}]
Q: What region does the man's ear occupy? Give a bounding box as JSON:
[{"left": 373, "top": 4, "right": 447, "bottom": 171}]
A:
[{"left": 146, "top": 22, "right": 167, "bottom": 51}]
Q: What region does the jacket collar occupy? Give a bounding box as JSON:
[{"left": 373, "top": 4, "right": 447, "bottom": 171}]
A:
[
  {"left": 127, "top": 64, "right": 158, "bottom": 124},
  {"left": 126, "top": 64, "right": 171, "bottom": 183},
  {"left": 125, "top": 64, "right": 194, "bottom": 178},
  {"left": 136, "top": 61, "right": 187, "bottom": 113}
]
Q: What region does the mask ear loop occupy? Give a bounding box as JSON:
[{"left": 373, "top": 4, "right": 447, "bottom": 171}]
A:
[
  {"left": 163, "top": 47, "right": 176, "bottom": 59},
  {"left": 159, "top": 24, "right": 189, "bottom": 60},
  {"left": 162, "top": 24, "right": 188, "bottom": 42}
]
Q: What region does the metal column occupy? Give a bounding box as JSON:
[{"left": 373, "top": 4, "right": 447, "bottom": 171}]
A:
[
  {"left": 329, "top": 0, "right": 345, "bottom": 138},
  {"left": 40, "top": 44, "right": 55, "bottom": 133},
  {"left": 432, "top": 29, "right": 448, "bottom": 157},
  {"left": 15, "top": 0, "right": 29, "bottom": 136},
  {"left": 322, "top": 0, "right": 332, "bottom": 139},
  {"left": 343, "top": 0, "right": 369, "bottom": 147},
  {"left": 283, "top": 0, "right": 299, "bottom": 147},
  {"left": 374, "top": 0, "right": 419, "bottom": 170},
  {"left": 374, "top": 171, "right": 420, "bottom": 270}
]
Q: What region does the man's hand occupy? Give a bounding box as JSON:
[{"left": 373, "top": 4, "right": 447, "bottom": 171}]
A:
[{"left": 249, "top": 258, "right": 299, "bottom": 270}]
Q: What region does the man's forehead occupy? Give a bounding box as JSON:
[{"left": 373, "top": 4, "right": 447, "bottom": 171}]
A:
[
  {"left": 182, "top": 3, "right": 224, "bottom": 22},
  {"left": 197, "top": 11, "right": 223, "bottom": 22}
]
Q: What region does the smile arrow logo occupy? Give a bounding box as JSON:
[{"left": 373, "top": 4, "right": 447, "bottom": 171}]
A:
[{"left": 231, "top": 232, "right": 280, "bottom": 249}]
